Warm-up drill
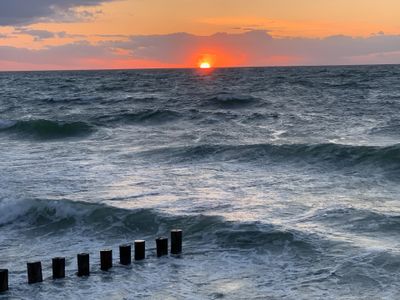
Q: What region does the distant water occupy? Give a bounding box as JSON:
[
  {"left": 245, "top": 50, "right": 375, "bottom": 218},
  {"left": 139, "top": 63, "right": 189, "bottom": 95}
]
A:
[{"left": 1, "top": 65, "right": 400, "bottom": 299}]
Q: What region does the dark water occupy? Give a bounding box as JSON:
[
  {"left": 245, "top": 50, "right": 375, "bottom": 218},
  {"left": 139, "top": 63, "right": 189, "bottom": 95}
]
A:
[{"left": 1, "top": 65, "right": 400, "bottom": 299}]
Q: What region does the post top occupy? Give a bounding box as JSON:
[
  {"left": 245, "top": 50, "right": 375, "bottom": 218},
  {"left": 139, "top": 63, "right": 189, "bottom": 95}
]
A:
[
  {"left": 171, "top": 229, "right": 182, "bottom": 233},
  {"left": 135, "top": 240, "right": 145, "bottom": 243}
]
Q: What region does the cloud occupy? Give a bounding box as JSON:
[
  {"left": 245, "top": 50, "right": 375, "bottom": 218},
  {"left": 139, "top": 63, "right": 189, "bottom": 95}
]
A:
[
  {"left": 0, "top": 41, "right": 180, "bottom": 70},
  {"left": 0, "top": 41, "right": 111, "bottom": 64},
  {"left": 1, "top": 31, "right": 400, "bottom": 70},
  {"left": 121, "top": 30, "right": 400, "bottom": 66},
  {"left": 0, "top": 0, "right": 111, "bottom": 26},
  {"left": 13, "top": 28, "right": 85, "bottom": 41},
  {"left": 14, "top": 28, "right": 56, "bottom": 41}
]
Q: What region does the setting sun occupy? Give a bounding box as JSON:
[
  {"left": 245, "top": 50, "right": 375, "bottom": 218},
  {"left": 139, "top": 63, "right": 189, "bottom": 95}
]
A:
[{"left": 200, "top": 62, "right": 211, "bottom": 69}]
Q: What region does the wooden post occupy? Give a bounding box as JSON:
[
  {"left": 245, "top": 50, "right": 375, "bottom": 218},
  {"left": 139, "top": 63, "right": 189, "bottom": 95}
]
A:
[
  {"left": 100, "top": 250, "right": 113, "bottom": 271},
  {"left": 52, "top": 257, "right": 65, "bottom": 279},
  {"left": 156, "top": 237, "right": 168, "bottom": 257},
  {"left": 119, "top": 244, "right": 131, "bottom": 265},
  {"left": 27, "top": 262, "right": 43, "bottom": 284},
  {"left": 134, "top": 240, "right": 145, "bottom": 261},
  {"left": 171, "top": 229, "right": 182, "bottom": 255},
  {"left": 0, "top": 269, "right": 8, "bottom": 292},
  {"left": 77, "top": 253, "right": 90, "bottom": 277}
]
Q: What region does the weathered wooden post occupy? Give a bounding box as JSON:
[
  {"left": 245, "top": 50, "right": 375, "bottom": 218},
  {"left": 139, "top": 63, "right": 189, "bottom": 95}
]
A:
[
  {"left": 27, "top": 262, "right": 43, "bottom": 284},
  {"left": 100, "top": 250, "right": 113, "bottom": 271},
  {"left": 77, "top": 253, "right": 90, "bottom": 277},
  {"left": 171, "top": 229, "right": 182, "bottom": 255},
  {"left": 52, "top": 257, "right": 65, "bottom": 279},
  {"left": 119, "top": 244, "right": 131, "bottom": 265},
  {"left": 134, "top": 240, "right": 145, "bottom": 261},
  {"left": 156, "top": 237, "right": 168, "bottom": 257},
  {"left": 0, "top": 269, "right": 8, "bottom": 292}
]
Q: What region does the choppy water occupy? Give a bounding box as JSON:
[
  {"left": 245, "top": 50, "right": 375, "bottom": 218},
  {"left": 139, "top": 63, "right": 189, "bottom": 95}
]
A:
[{"left": 1, "top": 65, "right": 400, "bottom": 299}]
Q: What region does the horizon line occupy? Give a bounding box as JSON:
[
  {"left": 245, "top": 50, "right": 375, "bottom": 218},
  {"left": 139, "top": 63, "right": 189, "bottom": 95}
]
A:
[{"left": 0, "top": 62, "right": 399, "bottom": 73}]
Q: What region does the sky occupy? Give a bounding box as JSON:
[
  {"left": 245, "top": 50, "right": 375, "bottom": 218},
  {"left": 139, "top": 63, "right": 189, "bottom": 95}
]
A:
[{"left": 0, "top": 0, "right": 400, "bottom": 70}]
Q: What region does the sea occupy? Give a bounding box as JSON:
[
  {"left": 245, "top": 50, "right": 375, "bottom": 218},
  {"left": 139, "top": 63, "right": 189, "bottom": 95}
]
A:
[{"left": 1, "top": 65, "right": 400, "bottom": 299}]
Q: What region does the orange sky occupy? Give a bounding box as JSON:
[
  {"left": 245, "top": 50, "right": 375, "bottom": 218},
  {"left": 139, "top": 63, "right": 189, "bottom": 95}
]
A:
[{"left": 0, "top": 0, "right": 400, "bottom": 70}]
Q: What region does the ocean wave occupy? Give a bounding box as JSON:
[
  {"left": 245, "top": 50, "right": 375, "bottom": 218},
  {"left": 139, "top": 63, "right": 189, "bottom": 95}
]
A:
[
  {"left": 323, "top": 81, "right": 366, "bottom": 89},
  {"left": 95, "top": 109, "right": 183, "bottom": 125},
  {"left": 303, "top": 207, "right": 400, "bottom": 234},
  {"left": 0, "top": 119, "right": 17, "bottom": 129},
  {"left": 202, "top": 94, "right": 261, "bottom": 109},
  {"left": 99, "top": 96, "right": 161, "bottom": 105},
  {"left": 370, "top": 119, "right": 400, "bottom": 137},
  {"left": 0, "top": 119, "right": 94, "bottom": 140},
  {"left": 96, "top": 83, "right": 126, "bottom": 92},
  {"left": 93, "top": 109, "right": 184, "bottom": 126},
  {"left": 0, "top": 198, "right": 315, "bottom": 252},
  {"left": 139, "top": 142, "right": 400, "bottom": 171}
]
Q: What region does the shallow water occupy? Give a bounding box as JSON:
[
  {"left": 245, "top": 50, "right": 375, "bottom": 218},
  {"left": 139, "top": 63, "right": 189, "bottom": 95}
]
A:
[{"left": 1, "top": 65, "right": 400, "bottom": 299}]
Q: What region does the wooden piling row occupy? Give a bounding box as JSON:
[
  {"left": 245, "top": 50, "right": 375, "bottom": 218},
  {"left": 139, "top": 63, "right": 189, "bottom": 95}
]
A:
[{"left": 0, "top": 229, "right": 183, "bottom": 292}]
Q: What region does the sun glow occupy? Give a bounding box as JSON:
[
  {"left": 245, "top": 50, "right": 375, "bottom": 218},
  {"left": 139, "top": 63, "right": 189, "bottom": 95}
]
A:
[{"left": 200, "top": 62, "right": 211, "bottom": 69}]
